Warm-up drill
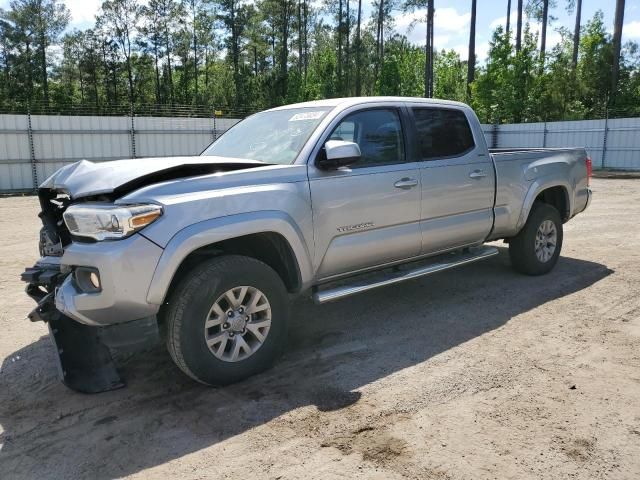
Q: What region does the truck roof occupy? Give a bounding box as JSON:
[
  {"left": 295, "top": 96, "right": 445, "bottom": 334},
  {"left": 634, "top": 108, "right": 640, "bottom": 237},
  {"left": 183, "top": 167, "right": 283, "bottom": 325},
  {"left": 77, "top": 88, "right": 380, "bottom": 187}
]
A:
[{"left": 268, "top": 96, "right": 469, "bottom": 111}]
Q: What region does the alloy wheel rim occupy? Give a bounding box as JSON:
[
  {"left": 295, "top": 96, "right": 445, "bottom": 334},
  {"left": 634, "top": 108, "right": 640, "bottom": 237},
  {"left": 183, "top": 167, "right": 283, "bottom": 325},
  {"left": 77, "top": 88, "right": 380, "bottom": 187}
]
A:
[
  {"left": 203, "top": 286, "right": 272, "bottom": 362},
  {"left": 534, "top": 219, "right": 557, "bottom": 263}
]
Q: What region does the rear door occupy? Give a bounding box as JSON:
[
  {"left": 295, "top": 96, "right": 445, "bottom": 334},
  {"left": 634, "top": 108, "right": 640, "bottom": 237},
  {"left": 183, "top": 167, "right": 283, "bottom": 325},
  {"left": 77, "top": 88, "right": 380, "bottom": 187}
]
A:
[
  {"left": 409, "top": 105, "right": 495, "bottom": 254},
  {"left": 308, "top": 107, "right": 422, "bottom": 279}
]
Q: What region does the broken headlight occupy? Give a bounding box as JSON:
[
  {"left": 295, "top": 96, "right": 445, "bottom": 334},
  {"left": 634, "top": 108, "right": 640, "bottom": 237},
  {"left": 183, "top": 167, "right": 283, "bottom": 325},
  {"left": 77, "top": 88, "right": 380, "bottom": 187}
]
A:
[{"left": 63, "top": 203, "right": 162, "bottom": 241}]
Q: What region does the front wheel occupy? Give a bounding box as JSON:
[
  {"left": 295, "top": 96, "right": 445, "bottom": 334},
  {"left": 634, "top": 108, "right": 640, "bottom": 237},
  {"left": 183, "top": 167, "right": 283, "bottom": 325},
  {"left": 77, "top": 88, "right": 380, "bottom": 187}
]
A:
[
  {"left": 165, "top": 255, "right": 289, "bottom": 386},
  {"left": 509, "top": 203, "right": 563, "bottom": 275}
]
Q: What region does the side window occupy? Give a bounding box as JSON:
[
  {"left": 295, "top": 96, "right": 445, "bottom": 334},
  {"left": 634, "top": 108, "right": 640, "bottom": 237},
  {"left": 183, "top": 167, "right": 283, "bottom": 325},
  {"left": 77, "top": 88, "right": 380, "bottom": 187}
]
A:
[
  {"left": 329, "top": 109, "right": 405, "bottom": 166},
  {"left": 413, "top": 108, "right": 475, "bottom": 160}
]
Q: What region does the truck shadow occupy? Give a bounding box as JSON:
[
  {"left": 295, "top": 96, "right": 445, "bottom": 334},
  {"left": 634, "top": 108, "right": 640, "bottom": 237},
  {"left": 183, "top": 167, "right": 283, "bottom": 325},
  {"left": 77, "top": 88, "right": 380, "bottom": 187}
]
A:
[{"left": 0, "top": 248, "right": 613, "bottom": 479}]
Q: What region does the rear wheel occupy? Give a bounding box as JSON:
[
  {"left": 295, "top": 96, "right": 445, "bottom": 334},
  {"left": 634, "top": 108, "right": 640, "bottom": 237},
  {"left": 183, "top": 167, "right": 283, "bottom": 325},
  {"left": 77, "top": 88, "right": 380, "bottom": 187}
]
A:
[
  {"left": 165, "top": 255, "right": 289, "bottom": 385},
  {"left": 509, "top": 203, "right": 563, "bottom": 275}
]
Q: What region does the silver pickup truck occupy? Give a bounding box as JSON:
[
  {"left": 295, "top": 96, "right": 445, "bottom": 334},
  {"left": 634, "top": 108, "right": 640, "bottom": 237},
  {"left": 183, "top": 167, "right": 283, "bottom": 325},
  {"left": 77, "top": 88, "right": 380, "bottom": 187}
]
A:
[{"left": 22, "top": 97, "right": 592, "bottom": 392}]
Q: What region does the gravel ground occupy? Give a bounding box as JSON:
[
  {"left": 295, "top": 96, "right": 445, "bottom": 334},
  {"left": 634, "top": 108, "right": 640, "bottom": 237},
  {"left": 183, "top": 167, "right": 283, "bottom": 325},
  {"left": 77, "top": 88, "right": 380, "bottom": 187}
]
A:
[{"left": 1, "top": 178, "right": 639, "bottom": 480}]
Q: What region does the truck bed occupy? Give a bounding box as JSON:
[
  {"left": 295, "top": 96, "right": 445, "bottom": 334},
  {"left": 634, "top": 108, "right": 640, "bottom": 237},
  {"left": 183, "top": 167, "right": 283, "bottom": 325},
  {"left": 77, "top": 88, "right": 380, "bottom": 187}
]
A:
[{"left": 488, "top": 147, "right": 590, "bottom": 240}]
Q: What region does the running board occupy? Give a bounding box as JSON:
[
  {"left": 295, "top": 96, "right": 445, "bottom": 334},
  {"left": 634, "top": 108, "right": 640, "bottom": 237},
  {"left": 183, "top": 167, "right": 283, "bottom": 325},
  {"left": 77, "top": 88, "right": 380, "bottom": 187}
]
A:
[{"left": 312, "top": 246, "right": 499, "bottom": 304}]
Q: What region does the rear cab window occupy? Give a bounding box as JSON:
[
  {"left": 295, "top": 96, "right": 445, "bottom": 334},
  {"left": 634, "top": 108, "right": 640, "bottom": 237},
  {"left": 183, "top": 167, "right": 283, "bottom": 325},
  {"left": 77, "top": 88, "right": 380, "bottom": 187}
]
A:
[{"left": 412, "top": 107, "right": 475, "bottom": 160}]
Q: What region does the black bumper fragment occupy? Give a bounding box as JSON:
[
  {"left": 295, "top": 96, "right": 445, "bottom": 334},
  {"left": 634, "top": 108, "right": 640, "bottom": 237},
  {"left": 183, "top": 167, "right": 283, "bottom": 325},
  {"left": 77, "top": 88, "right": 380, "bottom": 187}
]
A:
[
  {"left": 21, "top": 263, "right": 159, "bottom": 393},
  {"left": 49, "top": 315, "right": 125, "bottom": 393}
]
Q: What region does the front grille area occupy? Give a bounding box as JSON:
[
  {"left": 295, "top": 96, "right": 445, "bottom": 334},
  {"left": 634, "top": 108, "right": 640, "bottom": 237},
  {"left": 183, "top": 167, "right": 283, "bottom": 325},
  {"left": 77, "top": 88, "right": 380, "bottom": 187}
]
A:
[{"left": 37, "top": 189, "right": 72, "bottom": 252}]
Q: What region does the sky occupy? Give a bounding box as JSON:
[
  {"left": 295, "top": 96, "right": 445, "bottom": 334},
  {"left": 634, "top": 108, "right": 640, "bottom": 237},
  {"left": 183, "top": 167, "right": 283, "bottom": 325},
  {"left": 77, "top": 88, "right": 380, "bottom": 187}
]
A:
[{"left": 1, "top": 0, "right": 639, "bottom": 62}]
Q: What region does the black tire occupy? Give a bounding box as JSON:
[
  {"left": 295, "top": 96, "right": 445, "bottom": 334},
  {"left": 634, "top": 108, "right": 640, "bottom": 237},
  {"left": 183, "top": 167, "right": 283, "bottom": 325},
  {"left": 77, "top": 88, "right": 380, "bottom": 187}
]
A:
[
  {"left": 165, "top": 255, "right": 289, "bottom": 386},
  {"left": 509, "top": 203, "right": 563, "bottom": 275}
]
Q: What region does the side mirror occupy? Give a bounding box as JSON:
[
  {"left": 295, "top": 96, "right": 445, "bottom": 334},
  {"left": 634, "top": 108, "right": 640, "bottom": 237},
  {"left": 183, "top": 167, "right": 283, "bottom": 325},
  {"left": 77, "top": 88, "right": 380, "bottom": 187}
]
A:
[{"left": 317, "top": 140, "right": 361, "bottom": 170}]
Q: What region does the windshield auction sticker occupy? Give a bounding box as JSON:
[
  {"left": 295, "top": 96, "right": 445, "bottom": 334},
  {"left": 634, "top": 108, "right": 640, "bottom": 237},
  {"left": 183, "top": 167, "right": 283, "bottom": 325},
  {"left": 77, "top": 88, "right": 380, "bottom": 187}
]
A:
[{"left": 289, "top": 111, "right": 325, "bottom": 122}]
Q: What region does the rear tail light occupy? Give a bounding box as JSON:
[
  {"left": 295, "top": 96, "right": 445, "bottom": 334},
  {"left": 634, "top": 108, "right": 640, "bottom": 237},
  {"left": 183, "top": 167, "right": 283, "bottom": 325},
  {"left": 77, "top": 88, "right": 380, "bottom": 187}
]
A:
[{"left": 586, "top": 157, "right": 592, "bottom": 186}]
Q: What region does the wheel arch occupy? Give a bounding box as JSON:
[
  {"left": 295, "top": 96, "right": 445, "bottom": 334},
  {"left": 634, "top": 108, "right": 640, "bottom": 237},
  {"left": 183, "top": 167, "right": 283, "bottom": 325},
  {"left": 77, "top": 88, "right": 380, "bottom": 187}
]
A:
[
  {"left": 534, "top": 185, "right": 570, "bottom": 222},
  {"left": 145, "top": 211, "right": 314, "bottom": 305},
  {"left": 517, "top": 180, "right": 572, "bottom": 232}
]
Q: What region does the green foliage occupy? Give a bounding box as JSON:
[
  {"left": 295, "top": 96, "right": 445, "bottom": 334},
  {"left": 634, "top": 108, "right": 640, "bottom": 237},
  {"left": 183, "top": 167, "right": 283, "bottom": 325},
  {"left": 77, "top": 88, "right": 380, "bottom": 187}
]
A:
[
  {"left": 0, "top": 1, "right": 637, "bottom": 123},
  {"left": 377, "top": 36, "right": 424, "bottom": 96},
  {"left": 471, "top": 10, "right": 637, "bottom": 123},
  {"left": 434, "top": 49, "right": 466, "bottom": 102}
]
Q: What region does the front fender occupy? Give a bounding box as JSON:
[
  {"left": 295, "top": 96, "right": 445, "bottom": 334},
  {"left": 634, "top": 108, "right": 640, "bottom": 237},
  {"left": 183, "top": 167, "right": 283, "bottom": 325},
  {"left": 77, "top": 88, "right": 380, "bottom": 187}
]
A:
[
  {"left": 516, "top": 177, "right": 572, "bottom": 231},
  {"left": 144, "top": 211, "right": 314, "bottom": 305}
]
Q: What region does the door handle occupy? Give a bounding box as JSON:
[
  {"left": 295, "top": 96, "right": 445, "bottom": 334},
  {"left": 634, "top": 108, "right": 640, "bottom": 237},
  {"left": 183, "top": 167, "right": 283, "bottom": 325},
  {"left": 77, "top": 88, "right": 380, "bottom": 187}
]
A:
[
  {"left": 469, "top": 170, "right": 487, "bottom": 179},
  {"left": 394, "top": 178, "right": 419, "bottom": 189}
]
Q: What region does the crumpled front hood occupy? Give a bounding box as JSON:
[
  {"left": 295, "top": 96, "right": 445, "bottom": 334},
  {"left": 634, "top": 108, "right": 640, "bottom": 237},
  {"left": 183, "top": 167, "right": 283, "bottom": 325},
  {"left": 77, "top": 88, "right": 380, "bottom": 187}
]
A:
[{"left": 39, "top": 156, "right": 270, "bottom": 199}]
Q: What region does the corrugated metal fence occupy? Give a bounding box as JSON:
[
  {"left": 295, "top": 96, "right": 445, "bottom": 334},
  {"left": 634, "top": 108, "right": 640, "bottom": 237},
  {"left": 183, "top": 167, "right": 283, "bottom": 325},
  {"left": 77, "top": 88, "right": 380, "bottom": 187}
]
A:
[
  {"left": 480, "top": 117, "right": 640, "bottom": 170},
  {"left": 1, "top": 114, "right": 639, "bottom": 193},
  {"left": 0, "top": 113, "right": 240, "bottom": 192}
]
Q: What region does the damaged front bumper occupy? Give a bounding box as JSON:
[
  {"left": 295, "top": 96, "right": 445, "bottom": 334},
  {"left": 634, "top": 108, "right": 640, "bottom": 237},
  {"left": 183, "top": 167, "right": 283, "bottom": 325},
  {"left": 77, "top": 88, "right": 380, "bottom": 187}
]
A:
[{"left": 21, "top": 260, "right": 160, "bottom": 393}]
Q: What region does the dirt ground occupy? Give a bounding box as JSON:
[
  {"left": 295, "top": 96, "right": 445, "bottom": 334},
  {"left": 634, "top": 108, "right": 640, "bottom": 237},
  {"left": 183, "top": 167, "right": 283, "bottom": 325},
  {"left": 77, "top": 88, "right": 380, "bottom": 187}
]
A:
[{"left": 1, "top": 178, "right": 639, "bottom": 480}]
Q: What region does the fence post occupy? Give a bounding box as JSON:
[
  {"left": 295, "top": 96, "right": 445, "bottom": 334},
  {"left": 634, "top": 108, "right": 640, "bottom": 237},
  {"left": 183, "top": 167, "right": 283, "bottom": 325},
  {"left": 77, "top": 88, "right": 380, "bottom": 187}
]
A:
[
  {"left": 27, "top": 107, "right": 38, "bottom": 191},
  {"left": 130, "top": 104, "right": 137, "bottom": 159},
  {"left": 492, "top": 122, "right": 499, "bottom": 149},
  {"left": 542, "top": 120, "right": 547, "bottom": 148},
  {"left": 601, "top": 108, "right": 609, "bottom": 169}
]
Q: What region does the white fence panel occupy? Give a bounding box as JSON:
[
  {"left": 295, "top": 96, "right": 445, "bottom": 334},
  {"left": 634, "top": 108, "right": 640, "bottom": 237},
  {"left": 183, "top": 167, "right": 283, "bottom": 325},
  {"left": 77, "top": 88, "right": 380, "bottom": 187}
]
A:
[
  {"left": 136, "top": 117, "right": 213, "bottom": 157},
  {"left": 2, "top": 114, "right": 639, "bottom": 193},
  {"left": 497, "top": 122, "right": 546, "bottom": 148},
  {"left": 605, "top": 117, "right": 640, "bottom": 170},
  {"left": 32, "top": 115, "right": 132, "bottom": 163},
  {"left": 545, "top": 119, "right": 606, "bottom": 168},
  {"left": 482, "top": 117, "right": 640, "bottom": 170},
  {"left": 0, "top": 115, "right": 31, "bottom": 191},
  {"left": 0, "top": 114, "right": 243, "bottom": 192}
]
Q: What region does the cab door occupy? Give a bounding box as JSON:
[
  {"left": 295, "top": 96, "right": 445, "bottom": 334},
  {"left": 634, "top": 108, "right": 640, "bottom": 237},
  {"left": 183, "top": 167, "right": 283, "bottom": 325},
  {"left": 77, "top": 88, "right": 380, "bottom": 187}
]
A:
[
  {"left": 308, "top": 107, "right": 422, "bottom": 280},
  {"left": 409, "top": 106, "right": 495, "bottom": 254}
]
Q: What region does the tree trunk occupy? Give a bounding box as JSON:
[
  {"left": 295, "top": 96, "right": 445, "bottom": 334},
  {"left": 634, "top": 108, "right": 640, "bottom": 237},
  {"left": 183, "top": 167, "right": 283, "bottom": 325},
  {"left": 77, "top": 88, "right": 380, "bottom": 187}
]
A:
[
  {"left": 540, "top": 0, "right": 549, "bottom": 65},
  {"left": 126, "top": 57, "right": 134, "bottom": 105},
  {"left": 571, "top": 0, "right": 582, "bottom": 69},
  {"left": 611, "top": 0, "right": 625, "bottom": 98},
  {"left": 26, "top": 39, "right": 33, "bottom": 103},
  {"left": 516, "top": 0, "right": 523, "bottom": 52},
  {"left": 1, "top": 34, "right": 8, "bottom": 97},
  {"left": 506, "top": 0, "right": 511, "bottom": 37},
  {"left": 424, "top": 11, "right": 429, "bottom": 97},
  {"left": 374, "top": 0, "right": 384, "bottom": 86},
  {"left": 297, "top": 0, "right": 303, "bottom": 75},
  {"left": 254, "top": 45, "right": 258, "bottom": 75},
  {"left": 112, "top": 63, "right": 118, "bottom": 104},
  {"left": 345, "top": 0, "right": 350, "bottom": 94},
  {"left": 122, "top": 34, "right": 135, "bottom": 105},
  {"left": 230, "top": 1, "right": 242, "bottom": 103},
  {"left": 279, "top": 0, "right": 292, "bottom": 99},
  {"left": 425, "top": 0, "right": 434, "bottom": 98},
  {"left": 467, "top": 0, "right": 477, "bottom": 97},
  {"left": 78, "top": 66, "right": 85, "bottom": 104},
  {"left": 164, "top": 26, "right": 174, "bottom": 104},
  {"left": 355, "top": 0, "right": 362, "bottom": 95},
  {"left": 154, "top": 45, "right": 161, "bottom": 103},
  {"left": 303, "top": 0, "right": 308, "bottom": 83},
  {"left": 231, "top": 4, "right": 239, "bottom": 77},
  {"left": 337, "top": 0, "right": 343, "bottom": 95},
  {"left": 101, "top": 42, "right": 110, "bottom": 104},
  {"left": 204, "top": 46, "right": 209, "bottom": 97},
  {"left": 193, "top": 7, "right": 198, "bottom": 104},
  {"left": 91, "top": 55, "right": 99, "bottom": 108},
  {"left": 271, "top": 24, "right": 276, "bottom": 68},
  {"left": 39, "top": 32, "right": 49, "bottom": 107}
]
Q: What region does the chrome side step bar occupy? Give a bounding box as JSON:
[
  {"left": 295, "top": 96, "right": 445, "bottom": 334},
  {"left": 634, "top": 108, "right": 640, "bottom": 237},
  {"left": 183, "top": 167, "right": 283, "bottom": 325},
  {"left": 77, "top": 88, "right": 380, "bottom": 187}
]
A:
[{"left": 312, "top": 246, "right": 499, "bottom": 304}]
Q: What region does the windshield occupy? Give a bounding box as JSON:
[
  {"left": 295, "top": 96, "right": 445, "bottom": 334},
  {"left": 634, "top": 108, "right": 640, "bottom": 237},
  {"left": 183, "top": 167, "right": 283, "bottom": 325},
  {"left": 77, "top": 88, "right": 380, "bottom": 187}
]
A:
[{"left": 201, "top": 107, "right": 332, "bottom": 164}]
